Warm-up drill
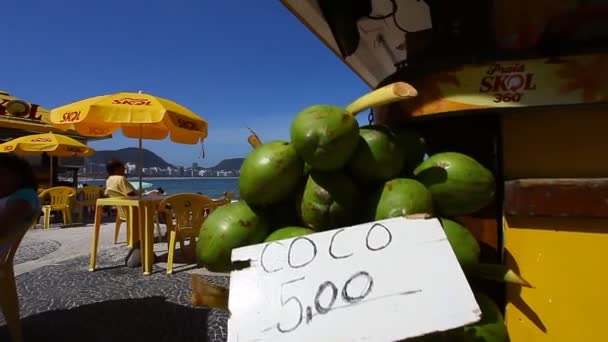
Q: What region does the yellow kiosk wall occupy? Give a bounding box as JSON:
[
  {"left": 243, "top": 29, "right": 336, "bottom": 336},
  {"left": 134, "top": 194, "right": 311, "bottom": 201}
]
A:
[{"left": 502, "top": 106, "right": 608, "bottom": 341}]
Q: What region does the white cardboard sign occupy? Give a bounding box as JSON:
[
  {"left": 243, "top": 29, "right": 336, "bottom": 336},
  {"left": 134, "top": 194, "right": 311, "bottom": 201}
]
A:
[{"left": 227, "top": 217, "right": 481, "bottom": 342}]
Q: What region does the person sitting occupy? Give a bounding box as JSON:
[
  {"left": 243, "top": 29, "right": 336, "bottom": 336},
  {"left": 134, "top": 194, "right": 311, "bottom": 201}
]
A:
[
  {"left": 104, "top": 159, "right": 159, "bottom": 267},
  {"left": 104, "top": 159, "right": 160, "bottom": 198}
]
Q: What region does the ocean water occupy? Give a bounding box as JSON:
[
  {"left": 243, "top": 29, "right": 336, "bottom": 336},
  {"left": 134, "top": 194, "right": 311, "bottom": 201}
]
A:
[{"left": 83, "top": 177, "right": 240, "bottom": 199}]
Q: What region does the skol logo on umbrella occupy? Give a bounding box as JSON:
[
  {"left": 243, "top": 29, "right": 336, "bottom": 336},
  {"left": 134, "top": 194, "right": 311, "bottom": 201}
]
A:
[
  {"left": 177, "top": 118, "right": 198, "bottom": 131},
  {"left": 59, "top": 111, "right": 81, "bottom": 123},
  {"left": 65, "top": 146, "right": 86, "bottom": 153},
  {"left": 111, "top": 98, "right": 152, "bottom": 106},
  {"left": 87, "top": 127, "right": 111, "bottom": 136},
  {"left": 30, "top": 138, "right": 53, "bottom": 142}
]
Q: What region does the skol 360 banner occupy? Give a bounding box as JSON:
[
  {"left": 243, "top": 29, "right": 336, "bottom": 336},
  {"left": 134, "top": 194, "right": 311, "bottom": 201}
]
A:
[{"left": 401, "top": 53, "right": 608, "bottom": 117}]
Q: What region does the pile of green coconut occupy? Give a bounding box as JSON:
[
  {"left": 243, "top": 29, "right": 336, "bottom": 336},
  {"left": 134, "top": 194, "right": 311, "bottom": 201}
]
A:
[{"left": 196, "top": 82, "right": 526, "bottom": 342}]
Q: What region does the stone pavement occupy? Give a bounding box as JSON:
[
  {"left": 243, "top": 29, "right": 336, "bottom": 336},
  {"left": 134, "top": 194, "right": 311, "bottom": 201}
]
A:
[{"left": 0, "top": 220, "right": 230, "bottom": 342}]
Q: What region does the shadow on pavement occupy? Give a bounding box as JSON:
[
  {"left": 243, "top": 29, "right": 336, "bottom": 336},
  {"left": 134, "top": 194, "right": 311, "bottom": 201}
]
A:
[{"left": 0, "top": 296, "right": 210, "bottom": 342}]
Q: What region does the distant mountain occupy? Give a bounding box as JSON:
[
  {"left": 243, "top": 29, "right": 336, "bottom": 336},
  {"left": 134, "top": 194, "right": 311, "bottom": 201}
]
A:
[
  {"left": 206, "top": 158, "right": 244, "bottom": 171},
  {"left": 87, "top": 148, "right": 174, "bottom": 168}
]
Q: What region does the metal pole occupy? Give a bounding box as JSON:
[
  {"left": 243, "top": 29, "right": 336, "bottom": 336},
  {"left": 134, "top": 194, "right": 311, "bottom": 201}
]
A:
[
  {"left": 138, "top": 125, "right": 143, "bottom": 198},
  {"left": 50, "top": 156, "right": 54, "bottom": 187}
]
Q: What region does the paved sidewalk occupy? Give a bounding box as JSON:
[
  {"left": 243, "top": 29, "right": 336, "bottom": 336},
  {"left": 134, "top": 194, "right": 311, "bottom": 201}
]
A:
[{"left": 0, "top": 222, "right": 230, "bottom": 342}]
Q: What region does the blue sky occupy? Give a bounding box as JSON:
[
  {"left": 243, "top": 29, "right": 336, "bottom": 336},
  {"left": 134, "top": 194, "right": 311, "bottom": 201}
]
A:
[{"left": 2, "top": 0, "right": 370, "bottom": 167}]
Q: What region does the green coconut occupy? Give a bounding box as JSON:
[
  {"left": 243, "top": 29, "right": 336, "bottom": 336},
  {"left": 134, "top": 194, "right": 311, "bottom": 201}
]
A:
[
  {"left": 394, "top": 127, "right": 428, "bottom": 175},
  {"left": 439, "top": 218, "right": 481, "bottom": 272},
  {"left": 263, "top": 199, "right": 302, "bottom": 232},
  {"left": 303, "top": 162, "right": 313, "bottom": 176},
  {"left": 347, "top": 125, "right": 406, "bottom": 185},
  {"left": 264, "top": 226, "right": 316, "bottom": 242},
  {"left": 196, "top": 201, "right": 269, "bottom": 272},
  {"left": 452, "top": 292, "right": 509, "bottom": 342},
  {"left": 368, "top": 178, "right": 434, "bottom": 221},
  {"left": 290, "top": 82, "right": 418, "bottom": 171},
  {"left": 414, "top": 152, "right": 495, "bottom": 216},
  {"left": 410, "top": 293, "right": 508, "bottom": 342},
  {"left": 299, "top": 171, "right": 360, "bottom": 231},
  {"left": 239, "top": 140, "right": 304, "bottom": 206},
  {"left": 290, "top": 105, "right": 359, "bottom": 171}
]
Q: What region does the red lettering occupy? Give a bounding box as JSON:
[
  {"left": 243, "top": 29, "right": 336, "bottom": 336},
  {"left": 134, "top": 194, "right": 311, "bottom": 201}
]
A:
[
  {"left": 28, "top": 104, "right": 41, "bottom": 120},
  {"left": 486, "top": 65, "right": 499, "bottom": 75},
  {"left": 480, "top": 73, "right": 536, "bottom": 94},
  {"left": 486, "top": 63, "right": 525, "bottom": 75},
  {"left": 492, "top": 93, "right": 523, "bottom": 103},
  {"left": 0, "top": 99, "right": 43, "bottom": 122},
  {"left": 30, "top": 138, "right": 52, "bottom": 142},
  {"left": 506, "top": 74, "right": 525, "bottom": 92},
  {"left": 524, "top": 73, "right": 537, "bottom": 90},
  {"left": 0, "top": 99, "right": 7, "bottom": 115},
  {"left": 87, "top": 127, "right": 110, "bottom": 136},
  {"left": 65, "top": 146, "right": 85, "bottom": 153},
  {"left": 176, "top": 118, "right": 197, "bottom": 130},
  {"left": 59, "top": 111, "right": 81, "bottom": 123},
  {"left": 493, "top": 75, "right": 509, "bottom": 92},
  {"left": 479, "top": 76, "right": 494, "bottom": 92},
  {"left": 111, "top": 98, "right": 152, "bottom": 106}
]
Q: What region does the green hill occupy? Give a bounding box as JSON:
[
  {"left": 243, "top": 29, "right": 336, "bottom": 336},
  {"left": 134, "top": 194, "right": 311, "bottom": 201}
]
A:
[
  {"left": 87, "top": 148, "right": 243, "bottom": 170},
  {"left": 87, "top": 148, "right": 173, "bottom": 168},
  {"left": 207, "top": 158, "right": 244, "bottom": 170}
]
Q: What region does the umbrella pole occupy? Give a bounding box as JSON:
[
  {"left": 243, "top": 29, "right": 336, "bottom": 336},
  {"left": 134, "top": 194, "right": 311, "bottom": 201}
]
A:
[
  {"left": 50, "top": 156, "right": 54, "bottom": 187},
  {"left": 138, "top": 125, "right": 143, "bottom": 198}
]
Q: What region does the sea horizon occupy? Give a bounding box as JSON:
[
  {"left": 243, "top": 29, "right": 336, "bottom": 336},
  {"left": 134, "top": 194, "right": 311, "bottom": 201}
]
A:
[
  {"left": 79, "top": 176, "right": 239, "bottom": 181},
  {"left": 78, "top": 177, "right": 240, "bottom": 199}
]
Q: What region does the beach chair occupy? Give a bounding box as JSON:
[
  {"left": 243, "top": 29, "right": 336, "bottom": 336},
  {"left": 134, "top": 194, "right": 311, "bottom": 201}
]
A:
[
  {"left": 206, "top": 191, "right": 234, "bottom": 216},
  {"left": 158, "top": 194, "right": 215, "bottom": 274},
  {"left": 213, "top": 191, "right": 234, "bottom": 207},
  {"left": 0, "top": 217, "right": 38, "bottom": 342},
  {"left": 38, "top": 186, "right": 76, "bottom": 229},
  {"left": 74, "top": 185, "right": 104, "bottom": 223}
]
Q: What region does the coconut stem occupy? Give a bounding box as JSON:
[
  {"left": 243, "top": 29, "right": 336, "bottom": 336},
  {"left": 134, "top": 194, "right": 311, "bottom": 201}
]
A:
[
  {"left": 345, "top": 82, "right": 418, "bottom": 116},
  {"left": 246, "top": 126, "right": 262, "bottom": 149},
  {"left": 472, "top": 263, "right": 533, "bottom": 288}
]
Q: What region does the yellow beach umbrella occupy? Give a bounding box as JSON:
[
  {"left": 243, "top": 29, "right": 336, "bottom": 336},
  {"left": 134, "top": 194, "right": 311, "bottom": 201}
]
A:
[
  {"left": 49, "top": 91, "right": 208, "bottom": 142},
  {"left": 49, "top": 91, "right": 208, "bottom": 192},
  {"left": 0, "top": 132, "right": 94, "bottom": 157},
  {"left": 0, "top": 132, "right": 95, "bottom": 186}
]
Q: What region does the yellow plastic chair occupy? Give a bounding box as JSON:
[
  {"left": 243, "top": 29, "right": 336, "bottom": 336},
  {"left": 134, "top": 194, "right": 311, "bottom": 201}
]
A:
[
  {"left": 74, "top": 185, "right": 104, "bottom": 223},
  {"left": 158, "top": 194, "right": 215, "bottom": 274},
  {"left": 207, "top": 191, "right": 234, "bottom": 217},
  {"left": 38, "top": 186, "right": 76, "bottom": 229},
  {"left": 213, "top": 191, "right": 234, "bottom": 207},
  {"left": 0, "top": 217, "right": 37, "bottom": 342}
]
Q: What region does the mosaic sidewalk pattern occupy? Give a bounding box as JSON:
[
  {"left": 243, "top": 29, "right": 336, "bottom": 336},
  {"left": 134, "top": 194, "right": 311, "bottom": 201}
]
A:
[
  {"left": 0, "top": 248, "right": 230, "bottom": 342},
  {"left": 13, "top": 239, "right": 61, "bottom": 265}
]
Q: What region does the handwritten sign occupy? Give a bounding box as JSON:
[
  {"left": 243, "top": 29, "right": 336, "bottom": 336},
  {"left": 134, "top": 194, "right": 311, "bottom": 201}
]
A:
[{"left": 227, "top": 217, "right": 481, "bottom": 342}]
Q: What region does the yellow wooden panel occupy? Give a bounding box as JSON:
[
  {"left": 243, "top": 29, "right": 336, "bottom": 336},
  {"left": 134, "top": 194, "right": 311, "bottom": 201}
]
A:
[
  {"left": 501, "top": 106, "right": 608, "bottom": 179},
  {"left": 504, "top": 216, "right": 608, "bottom": 342}
]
